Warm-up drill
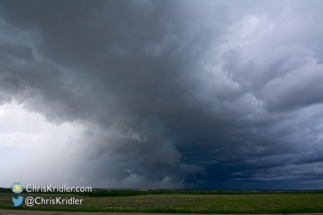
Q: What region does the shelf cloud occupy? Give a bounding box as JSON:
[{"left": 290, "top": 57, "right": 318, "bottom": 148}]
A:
[{"left": 0, "top": 0, "right": 323, "bottom": 189}]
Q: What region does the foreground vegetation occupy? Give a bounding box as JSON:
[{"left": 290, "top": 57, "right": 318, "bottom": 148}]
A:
[{"left": 1, "top": 189, "right": 323, "bottom": 213}]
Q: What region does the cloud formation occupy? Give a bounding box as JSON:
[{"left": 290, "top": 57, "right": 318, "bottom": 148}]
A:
[{"left": 0, "top": 0, "right": 322, "bottom": 189}]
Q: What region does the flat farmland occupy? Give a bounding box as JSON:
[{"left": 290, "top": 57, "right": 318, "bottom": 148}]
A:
[{"left": 1, "top": 190, "right": 323, "bottom": 213}]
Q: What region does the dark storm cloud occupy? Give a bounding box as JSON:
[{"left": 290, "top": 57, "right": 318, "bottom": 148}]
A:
[{"left": 0, "top": 0, "right": 323, "bottom": 188}]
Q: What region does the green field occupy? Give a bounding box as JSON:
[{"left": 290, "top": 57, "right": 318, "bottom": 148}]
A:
[{"left": 1, "top": 189, "right": 323, "bottom": 213}]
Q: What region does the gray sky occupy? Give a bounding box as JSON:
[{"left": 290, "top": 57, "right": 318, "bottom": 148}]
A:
[{"left": 0, "top": 0, "right": 323, "bottom": 189}]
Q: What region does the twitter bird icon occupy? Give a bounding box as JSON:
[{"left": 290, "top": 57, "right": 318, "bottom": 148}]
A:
[{"left": 12, "top": 196, "right": 24, "bottom": 206}]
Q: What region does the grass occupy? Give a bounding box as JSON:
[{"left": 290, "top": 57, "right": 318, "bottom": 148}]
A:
[{"left": 1, "top": 190, "right": 323, "bottom": 213}]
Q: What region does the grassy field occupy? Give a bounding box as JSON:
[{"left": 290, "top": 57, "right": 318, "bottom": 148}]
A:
[{"left": 1, "top": 189, "right": 323, "bottom": 213}]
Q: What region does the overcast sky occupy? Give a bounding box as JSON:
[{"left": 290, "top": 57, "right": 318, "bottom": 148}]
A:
[{"left": 0, "top": 0, "right": 323, "bottom": 189}]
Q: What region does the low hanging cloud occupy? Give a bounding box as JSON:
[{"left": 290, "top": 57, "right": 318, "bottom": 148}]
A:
[{"left": 0, "top": 0, "right": 323, "bottom": 189}]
